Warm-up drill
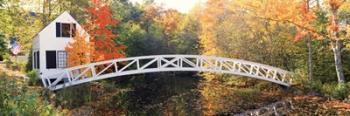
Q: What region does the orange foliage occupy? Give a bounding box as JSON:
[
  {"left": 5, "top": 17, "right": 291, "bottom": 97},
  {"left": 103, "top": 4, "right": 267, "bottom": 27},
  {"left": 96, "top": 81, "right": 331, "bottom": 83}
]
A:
[
  {"left": 144, "top": 5, "right": 162, "bottom": 20},
  {"left": 328, "top": 0, "right": 343, "bottom": 11},
  {"left": 327, "top": 0, "right": 345, "bottom": 40},
  {"left": 65, "top": 31, "right": 91, "bottom": 67},
  {"left": 85, "top": 0, "right": 126, "bottom": 62},
  {"left": 295, "top": 1, "right": 318, "bottom": 41},
  {"left": 239, "top": 0, "right": 319, "bottom": 41},
  {"left": 243, "top": 0, "right": 346, "bottom": 41}
]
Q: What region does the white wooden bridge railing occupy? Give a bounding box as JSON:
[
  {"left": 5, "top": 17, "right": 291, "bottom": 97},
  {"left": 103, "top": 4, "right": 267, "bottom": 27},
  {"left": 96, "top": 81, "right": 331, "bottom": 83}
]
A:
[{"left": 42, "top": 55, "right": 292, "bottom": 90}]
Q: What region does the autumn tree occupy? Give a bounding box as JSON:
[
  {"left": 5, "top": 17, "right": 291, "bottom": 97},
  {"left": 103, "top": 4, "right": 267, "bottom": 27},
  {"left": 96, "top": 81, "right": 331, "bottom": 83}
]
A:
[
  {"left": 327, "top": 0, "right": 346, "bottom": 83},
  {"left": 156, "top": 9, "right": 182, "bottom": 37},
  {"left": 142, "top": 4, "right": 163, "bottom": 33},
  {"left": 65, "top": 30, "right": 91, "bottom": 67},
  {"left": 198, "top": 0, "right": 227, "bottom": 56},
  {"left": 198, "top": 0, "right": 241, "bottom": 114},
  {"left": 238, "top": 0, "right": 350, "bottom": 83},
  {"left": 173, "top": 10, "right": 200, "bottom": 54},
  {"left": 197, "top": 0, "right": 305, "bottom": 114},
  {"left": 86, "top": 0, "right": 126, "bottom": 62},
  {"left": 155, "top": 9, "right": 184, "bottom": 52}
]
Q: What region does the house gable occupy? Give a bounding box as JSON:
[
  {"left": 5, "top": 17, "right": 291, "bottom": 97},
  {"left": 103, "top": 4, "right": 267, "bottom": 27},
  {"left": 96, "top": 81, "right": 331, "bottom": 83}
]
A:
[
  {"left": 38, "top": 11, "right": 88, "bottom": 40},
  {"left": 32, "top": 11, "right": 89, "bottom": 77}
]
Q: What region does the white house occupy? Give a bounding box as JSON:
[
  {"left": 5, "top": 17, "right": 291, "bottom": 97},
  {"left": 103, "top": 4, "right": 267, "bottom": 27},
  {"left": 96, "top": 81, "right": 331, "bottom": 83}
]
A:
[{"left": 32, "top": 11, "right": 89, "bottom": 78}]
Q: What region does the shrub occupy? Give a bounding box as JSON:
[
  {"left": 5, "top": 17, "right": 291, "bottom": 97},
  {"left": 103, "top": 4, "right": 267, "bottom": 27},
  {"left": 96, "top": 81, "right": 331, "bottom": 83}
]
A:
[
  {"left": 54, "top": 84, "right": 96, "bottom": 109},
  {"left": 2, "top": 54, "right": 27, "bottom": 72},
  {"left": 0, "top": 75, "right": 60, "bottom": 115},
  {"left": 18, "top": 61, "right": 27, "bottom": 72},
  {"left": 306, "top": 80, "right": 323, "bottom": 94},
  {"left": 254, "top": 81, "right": 282, "bottom": 92},
  {"left": 235, "top": 88, "right": 259, "bottom": 101},
  {"left": 331, "top": 83, "right": 350, "bottom": 100},
  {"left": 4, "top": 59, "right": 12, "bottom": 69},
  {"left": 309, "top": 80, "right": 322, "bottom": 93},
  {"left": 8, "top": 61, "right": 27, "bottom": 72},
  {"left": 320, "top": 83, "right": 350, "bottom": 100},
  {"left": 27, "top": 70, "right": 40, "bottom": 86},
  {"left": 321, "top": 83, "right": 337, "bottom": 97}
]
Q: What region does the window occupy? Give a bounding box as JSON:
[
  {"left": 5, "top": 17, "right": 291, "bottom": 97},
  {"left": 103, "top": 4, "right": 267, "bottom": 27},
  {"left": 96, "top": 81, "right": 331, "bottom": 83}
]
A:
[
  {"left": 57, "top": 51, "right": 67, "bottom": 68},
  {"left": 33, "top": 51, "right": 40, "bottom": 69},
  {"left": 62, "top": 23, "right": 71, "bottom": 37},
  {"left": 46, "top": 51, "right": 57, "bottom": 69},
  {"left": 46, "top": 51, "right": 68, "bottom": 69},
  {"left": 56, "top": 23, "right": 76, "bottom": 37}
]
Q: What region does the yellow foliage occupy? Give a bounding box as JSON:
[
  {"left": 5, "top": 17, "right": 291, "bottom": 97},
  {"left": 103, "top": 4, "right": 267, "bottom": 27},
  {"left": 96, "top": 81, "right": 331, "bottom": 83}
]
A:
[
  {"left": 347, "top": 25, "right": 350, "bottom": 38},
  {"left": 196, "top": 0, "right": 305, "bottom": 114},
  {"left": 65, "top": 30, "right": 91, "bottom": 67},
  {"left": 156, "top": 9, "right": 183, "bottom": 37},
  {"left": 198, "top": 0, "right": 234, "bottom": 113}
]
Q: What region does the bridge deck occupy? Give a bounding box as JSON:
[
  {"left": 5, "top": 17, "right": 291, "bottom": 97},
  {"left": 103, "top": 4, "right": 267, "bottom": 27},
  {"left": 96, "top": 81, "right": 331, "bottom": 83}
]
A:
[{"left": 41, "top": 55, "right": 292, "bottom": 90}]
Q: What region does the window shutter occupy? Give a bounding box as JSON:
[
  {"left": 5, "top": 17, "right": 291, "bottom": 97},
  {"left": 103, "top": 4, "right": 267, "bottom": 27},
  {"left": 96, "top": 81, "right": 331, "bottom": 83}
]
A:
[
  {"left": 56, "top": 23, "right": 61, "bottom": 37},
  {"left": 72, "top": 23, "right": 76, "bottom": 37},
  {"left": 33, "top": 52, "right": 37, "bottom": 69},
  {"left": 37, "top": 52, "right": 40, "bottom": 69},
  {"left": 46, "top": 51, "right": 57, "bottom": 69}
]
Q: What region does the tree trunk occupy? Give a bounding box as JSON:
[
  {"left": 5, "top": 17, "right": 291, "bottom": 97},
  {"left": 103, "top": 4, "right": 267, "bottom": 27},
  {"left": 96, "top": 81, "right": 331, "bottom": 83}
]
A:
[
  {"left": 331, "top": 40, "right": 345, "bottom": 83},
  {"left": 307, "top": 36, "right": 313, "bottom": 81},
  {"left": 306, "top": 1, "right": 313, "bottom": 81},
  {"left": 329, "top": 4, "right": 345, "bottom": 83}
]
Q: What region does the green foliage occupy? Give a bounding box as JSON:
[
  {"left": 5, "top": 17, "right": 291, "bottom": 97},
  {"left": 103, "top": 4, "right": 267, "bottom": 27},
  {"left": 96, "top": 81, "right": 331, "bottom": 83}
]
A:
[
  {"left": 27, "top": 70, "right": 40, "bottom": 86},
  {"left": 302, "top": 81, "right": 350, "bottom": 100},
  {"left": 322, "top": 83, "right": 350, "bottom": 101},
  {"left": 0, "top": 73, "right": 60, "bottom": 115},
  {"left": 4, "top": 60, "right": 27, "bottom": 72},
  {"left": 308, "top": 80, "right": 323, "bottom": 94},
  {"left": 3, "top": 54, "right": 12, "bottom": 67},
  {"left": 235, "top": 88, "right": 260, "bottom": 101},
  {"left": 0, "top": 32, "right": 6, "bottom": 59},
  {"left": 0, "top": 0, "right": 4, "bottom": 6},
  {"left": 311, "top": 40, "right": 338, "bottom": 82},
  {"left": 0, "top": 1, "right": 42, "bottom": 53},
  {"left": 17, "top": 61, "right": 27, "bottom": 72},
  {"left": 111, "top": 0, "right": 199, "bottom": 56},
  {"left": 314, "top": 10, "right": 328, "bottom": 36}
]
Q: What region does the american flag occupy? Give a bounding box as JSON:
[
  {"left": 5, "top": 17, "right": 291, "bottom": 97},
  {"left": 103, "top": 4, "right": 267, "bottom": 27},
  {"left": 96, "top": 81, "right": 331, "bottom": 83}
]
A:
[{"left": 10, "top": 40, "right": 21, "bottom": 55}]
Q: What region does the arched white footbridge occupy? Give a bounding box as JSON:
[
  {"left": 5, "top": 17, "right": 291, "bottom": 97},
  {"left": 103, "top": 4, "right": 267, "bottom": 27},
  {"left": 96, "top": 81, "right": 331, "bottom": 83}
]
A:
[{"left": 42, "top": 55, "right": 293, "bottom": 90}]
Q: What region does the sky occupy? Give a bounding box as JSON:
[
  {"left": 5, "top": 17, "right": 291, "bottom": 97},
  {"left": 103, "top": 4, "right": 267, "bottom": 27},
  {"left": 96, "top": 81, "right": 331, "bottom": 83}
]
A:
[
  {"left": 130, "top": 0, "right": 207, "bottom": 13},
  {"left": 18, "top": 0, "right": 207, "bottom": 14}
]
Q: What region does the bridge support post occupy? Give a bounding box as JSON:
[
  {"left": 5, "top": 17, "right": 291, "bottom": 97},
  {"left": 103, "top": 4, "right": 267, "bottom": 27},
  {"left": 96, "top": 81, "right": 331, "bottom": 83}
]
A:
[{"left": 91, "top": 66, "right": 96, "bottom": 78}]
